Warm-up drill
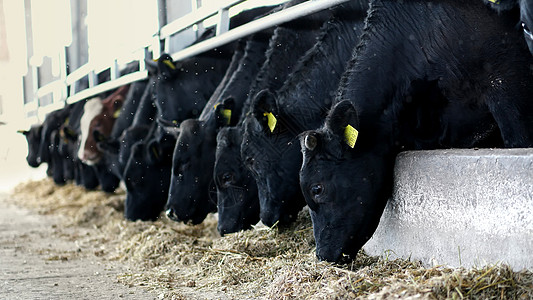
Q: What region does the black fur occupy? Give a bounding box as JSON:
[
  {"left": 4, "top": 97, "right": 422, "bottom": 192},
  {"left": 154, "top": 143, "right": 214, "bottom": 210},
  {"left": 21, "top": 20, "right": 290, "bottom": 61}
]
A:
[{"left": 300, "top": 0, "right": 533, "bottom": 263}]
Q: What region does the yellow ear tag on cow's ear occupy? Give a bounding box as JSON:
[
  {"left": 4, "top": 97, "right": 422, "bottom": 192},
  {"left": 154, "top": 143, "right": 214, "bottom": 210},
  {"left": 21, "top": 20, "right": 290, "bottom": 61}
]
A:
[
  {"left": 221, "top": 109, "right": 232, "bottom": 125},
  {"left": 113, "top": 109, "right": 121, "bottom": 119},
  {"left": 162, "top": 59, "right": 176, "bottom": 70},
  {"left": 488, "top": 0, "right": 500, "bottom": 3},
  {"left": 263, "top": 112, "right": 277, "bottom": 133},
  {"left": 344, "top": 124, "right": 359, "bottom": 148}
]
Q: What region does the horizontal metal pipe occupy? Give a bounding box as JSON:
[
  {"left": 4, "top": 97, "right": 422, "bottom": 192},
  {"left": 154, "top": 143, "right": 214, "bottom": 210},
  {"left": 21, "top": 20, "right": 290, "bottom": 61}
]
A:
[
  {"left": 66, "top": 70, "right": 148, "bottom": 104},
  {"left": 170, "top": 0, "right": 349, "bottom": 61},
  {"left": 33, "top": 0, "right": 344, "bottom": 113},
  {"left": 159, "top": 0, "right": 246, "bottom": 39},
  {"left": 36, "top": 81, "right": 65, "bottom": 98}
]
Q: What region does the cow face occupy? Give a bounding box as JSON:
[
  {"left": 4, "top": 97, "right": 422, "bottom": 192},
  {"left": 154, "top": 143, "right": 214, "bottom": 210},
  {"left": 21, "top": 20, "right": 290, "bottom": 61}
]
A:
[
  {"left": 78, "top": 97, "right": 103, "bottom": 164},
  {"left": 215, "top": 127, "right": 259, "bottom": 235},
  {"left": 152, "top": 54, "right": 211, "bottom": 125},
  {"left": 520, "top": 0, "right": 533, "bottom": 55},
  {"left": 165, "top": 118, "right": 218, "bottom": 225},
  {"left": 78, "top": 85, "right": 128, "bottom": 165},
  {"left": 240, "top": 90, "right": 306, "bottom": 227},
  {"left": 18, "top": 125, "right": 43, "bottom": 167},
  {"left": 123, "top": 140, "right": 170, "bottom": 221},
  {"left": 299, "top": 101, "right": 392, "bottom": 263}
]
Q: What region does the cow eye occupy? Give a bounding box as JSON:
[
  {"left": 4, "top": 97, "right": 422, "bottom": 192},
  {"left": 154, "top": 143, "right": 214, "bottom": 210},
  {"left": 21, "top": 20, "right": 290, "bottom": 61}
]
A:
[
  {"left": 310, "top": 183, "right": 324, "bottom": 199},
  {"left": 222, "top": 172, "right": 233, "bottom": 183},
  {"left": 245, "top": 156, "right": 255, "bottom": 169},
  {"left": 219, "top": 172, "right": 234, "bottom": 188},
  {"left": 304, "top": 134, "right": 317, "bottom": 151}
]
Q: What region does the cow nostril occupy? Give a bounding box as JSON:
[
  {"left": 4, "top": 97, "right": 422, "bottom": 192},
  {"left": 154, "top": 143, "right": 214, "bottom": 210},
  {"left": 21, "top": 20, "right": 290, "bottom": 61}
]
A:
[{"left": 166, "top": 208, "right": 179, "bottom": 221}]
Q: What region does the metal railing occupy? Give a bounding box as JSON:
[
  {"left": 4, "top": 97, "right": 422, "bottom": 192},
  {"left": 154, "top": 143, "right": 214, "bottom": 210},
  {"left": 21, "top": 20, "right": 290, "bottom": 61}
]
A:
[{"left": 26, "top": 0, "right": 348, "bottom": 122}]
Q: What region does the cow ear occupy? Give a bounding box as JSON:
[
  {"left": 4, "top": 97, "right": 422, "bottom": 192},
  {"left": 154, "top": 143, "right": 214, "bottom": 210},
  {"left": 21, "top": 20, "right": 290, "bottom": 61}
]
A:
[
  {"left": 250, "top": 89, "right": 279, "bottom": 133},
  {"left": 145, "top": 58, "right": 158, "bottom": 75},
  {"left": 325, "top": 100, "right": 360, "bottom": 149},
  {"left": 157, "top": 53, "right": 178, "bottom": 77},
  {"left": 62, "top": 126, "right": 78, "bottom": 141},
  {"left": 146, "top": 140, "right": 162, "bottom": 164},
  {"left": 215, "top": 97, "right": 235, "bottom": 127},
  {"left": 17, "top": 130, "right": 29, "bottom": 136}
]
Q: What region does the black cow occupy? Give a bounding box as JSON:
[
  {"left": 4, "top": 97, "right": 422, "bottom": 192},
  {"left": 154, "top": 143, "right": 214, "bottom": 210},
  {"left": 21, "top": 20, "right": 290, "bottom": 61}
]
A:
[
  {"left": 164, "top": 28, "right": 272, "bottom": 225},
  {"left": 60, "top": 99, "right": 100, "bottom": 190},
  {"left": 122, "top": 7, "right": 277, "bottom": 221},
  {"left": 19, "top": 125, "right": 43, "bottom": 168},
  {"left": 214, "top": 0, "right": 333, "bottom": 235},
  {"left": 37, "top": 105, "right": 76, "bottom": 185},
  {"left": 93, "top": 79, "right": 149, "bottom": 180},
  {"left": 483, "top": 0, "right": 533, "bottom": 55},
  {"left": 240, "top": 0, "right": 369, "bottom": 227},
  {"left": 299, "top": 0, "right": 533, "bottom": 263}
]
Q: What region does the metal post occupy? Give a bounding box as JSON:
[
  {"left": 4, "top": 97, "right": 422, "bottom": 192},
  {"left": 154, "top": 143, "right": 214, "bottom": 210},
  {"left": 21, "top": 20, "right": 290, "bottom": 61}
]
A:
[
  {"left": 157, "top": 0, "right": 167, "bottom": 54},
  {"left": 216, "top": 8, "right": 230, "bottom": 36}
]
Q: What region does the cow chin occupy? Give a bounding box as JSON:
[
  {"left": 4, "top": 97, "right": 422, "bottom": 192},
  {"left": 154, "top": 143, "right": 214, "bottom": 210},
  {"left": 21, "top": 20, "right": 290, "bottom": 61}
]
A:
[
  {"left": 311, "top": 209, "right": 366, "bottom": 263},
  {"left": 256, "top": 178, "right": 304, "bottom": 227},
  {"left": 83, "top": 157, "right": 101, "bottom": 166}
]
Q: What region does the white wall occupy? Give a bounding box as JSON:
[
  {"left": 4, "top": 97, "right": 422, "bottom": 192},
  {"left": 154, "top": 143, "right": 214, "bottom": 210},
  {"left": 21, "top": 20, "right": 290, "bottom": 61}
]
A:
[{"left": 0, "top": 0, "right": 47, "bottom": 192}]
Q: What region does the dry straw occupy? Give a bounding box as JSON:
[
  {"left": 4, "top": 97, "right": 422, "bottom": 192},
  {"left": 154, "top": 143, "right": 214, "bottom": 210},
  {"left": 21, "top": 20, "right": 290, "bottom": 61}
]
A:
[{"left": 11, "top": 179, "right": 533, "bottom": 299}]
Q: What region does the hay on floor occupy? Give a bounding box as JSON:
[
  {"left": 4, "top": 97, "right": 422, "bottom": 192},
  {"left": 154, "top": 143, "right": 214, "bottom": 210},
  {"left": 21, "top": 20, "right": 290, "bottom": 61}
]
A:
[{"left": 11, "top": 178, "right": 533, "bottom": 299}]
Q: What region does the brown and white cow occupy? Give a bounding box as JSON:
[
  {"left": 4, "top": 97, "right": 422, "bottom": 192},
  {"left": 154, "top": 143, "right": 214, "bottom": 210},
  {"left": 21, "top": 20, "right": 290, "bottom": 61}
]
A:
[{"left": 78, "top": 85, "right": 130, "bottom": 165}]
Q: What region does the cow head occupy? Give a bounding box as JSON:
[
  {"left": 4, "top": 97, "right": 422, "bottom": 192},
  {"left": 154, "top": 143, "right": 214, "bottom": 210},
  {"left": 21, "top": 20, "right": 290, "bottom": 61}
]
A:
[
  {"left": 240, "top": 89, "right": 306, "bottom": 227},
  {"left": 18, "top": 125, "right": 43, "bottom": 167},
  {"left": 78, "top": 85, "right": 129, "bottom": 165},
  {"left": 165, "top": 99, "right": 235, "bottom": 225},
  {"left": 520, "top": 0, "right": 533, "bottom": 55},
  {"left": 299, "top": 100, "right": 392, "bottom": 263},
  {"left": 123, "top": 138, "right": 171, "bottom": 221},
  {"left": 152, "top": 53, "right": 207, "bottom": 124},
  {"left": 165, "top": 119, "right": 216, "bottom": 224},
  {"left": 215, "top": 126, "right": 260, "bottom": 235}
]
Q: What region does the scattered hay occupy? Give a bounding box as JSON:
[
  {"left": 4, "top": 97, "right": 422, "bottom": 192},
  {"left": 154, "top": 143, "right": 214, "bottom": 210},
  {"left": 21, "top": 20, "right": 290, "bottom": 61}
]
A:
[{"left": 10, "top": 178, "right": 533, "bottom": 299}]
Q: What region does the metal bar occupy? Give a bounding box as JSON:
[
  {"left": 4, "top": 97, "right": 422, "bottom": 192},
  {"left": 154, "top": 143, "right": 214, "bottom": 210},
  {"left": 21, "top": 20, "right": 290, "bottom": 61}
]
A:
[
  {"left": 66, "top": 63, "right": 92, "bottom": 86},
  {"left": 216, "top": 8, "right": 230, "bottom": 36},
  {"left": 66, "top": 70, "right": 148, "bottom": 104},
  {"left": 110, "top": 59, "right": 119, "bottom": 81},
  {"left": 37, "top": 101, "right": 66, "bottom": 120},
  {"left": 41, "top": 0, "right": 339, "bottom": 109},
  {"left": 36, "top": 80, "right": 64, "bottom": 98},
  {"left": 88, "top": 70, "right": 97, "bottom": 88},
  {"left": 159, "top": 0, "right": 245, "bottom": 39},
  {"left": 170, "top": 0, "right": 348, "bottom": 61}
]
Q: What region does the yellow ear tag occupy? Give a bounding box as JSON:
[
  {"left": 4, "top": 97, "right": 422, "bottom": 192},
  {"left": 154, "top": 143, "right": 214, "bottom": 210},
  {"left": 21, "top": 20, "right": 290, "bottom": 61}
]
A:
[
  {"left": 221, "top": 109, "right": 232, "bottom": 125},
  {"left": 163, "top": 59, "right": 176, "bottom": 70},
  {"left": 263, "top": 112, "right": 277, "bottom": 133},
  {"left": 344, "top": 124, "right": 359, "bottom": 148},
  {"left": 151, "top": 145, "right": 159, "bottom": 159},
  {"left": 488, "top": 0, "right": 500, "bottom": 3},
  {"left": 113, "top": 109, "right": 121, "bottom": 119}
]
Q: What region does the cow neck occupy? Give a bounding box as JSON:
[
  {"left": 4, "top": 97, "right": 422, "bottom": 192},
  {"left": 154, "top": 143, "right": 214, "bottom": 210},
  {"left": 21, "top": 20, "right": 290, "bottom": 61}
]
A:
[
  {"left": 276, "top": 14, "right": 365, "bottom": 134},
  {"left": 209, "top": 37, "right": 270, "bottom": 125},
  {"left": 198, "top": 43, "right": 246, "bottom": 122}
]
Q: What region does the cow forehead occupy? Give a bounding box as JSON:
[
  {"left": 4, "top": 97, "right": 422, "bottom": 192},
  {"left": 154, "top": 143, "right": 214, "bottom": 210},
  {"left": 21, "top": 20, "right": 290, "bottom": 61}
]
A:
[
  {"left": 83, "top": 98, "right": 104, "bottom": 119},
  {"left": 78, "top": 97, "right": 103, "bottom": 160}
]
